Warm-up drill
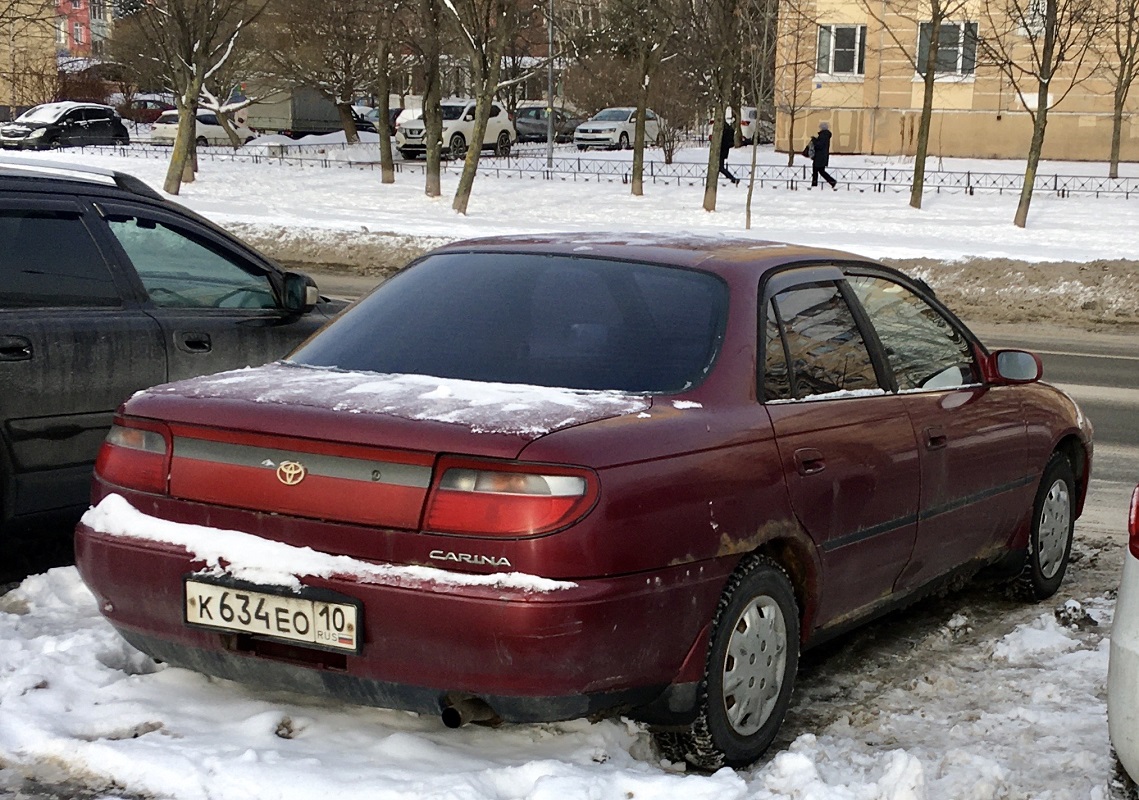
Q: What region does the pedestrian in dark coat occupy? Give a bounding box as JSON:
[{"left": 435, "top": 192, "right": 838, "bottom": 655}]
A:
[
  {"left": 718, "top": 121, "right": 740, "bottom": 186},
  {"left": 811, "top": 121, "right": 837, "bottom": 189}
]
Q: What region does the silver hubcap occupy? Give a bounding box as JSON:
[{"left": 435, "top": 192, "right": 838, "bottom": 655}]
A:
[
  {"left": 1037, "top": 478, "right": 1072, "bottom": 579},
  {"left": 721, "top": 595, "right": 787, "bottom": 736}
]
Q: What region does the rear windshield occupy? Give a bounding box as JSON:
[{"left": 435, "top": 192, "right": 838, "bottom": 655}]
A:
[
  {"left": 291, "top": 252, "right": 729, "bottom": 393},
  {"left": 156, "top": 111, "right": 178, "bottom": 124}
]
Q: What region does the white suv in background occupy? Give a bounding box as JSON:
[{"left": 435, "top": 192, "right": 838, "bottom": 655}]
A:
[{"left": 395, "top": 99, "right": 515, "bottom": 160}]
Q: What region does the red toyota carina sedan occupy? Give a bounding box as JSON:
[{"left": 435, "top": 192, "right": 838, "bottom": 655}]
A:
[{"left": 75, "top": 235, "right": 1092, "bottom": 769}]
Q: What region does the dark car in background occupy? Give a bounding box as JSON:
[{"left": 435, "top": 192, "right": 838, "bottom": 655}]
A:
[
  {"left": 513, "top": 105, "right": 582, "bottom": 143},
  {"left": 0, "top": 102, "right": 130, "bottom": 150},
  {"left": 0, "top": 157, "right": 344, "bottom": 536},
  {"left": 74, "top": 233, "right": 1090, "bottom": 771},
  {"left": 119, "top": 97, "right": 176, "bottom": 125}
]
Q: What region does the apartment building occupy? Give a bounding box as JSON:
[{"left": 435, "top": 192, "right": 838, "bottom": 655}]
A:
[{"left": 775, "top": 0, "right": 1139, "bottom": 161}]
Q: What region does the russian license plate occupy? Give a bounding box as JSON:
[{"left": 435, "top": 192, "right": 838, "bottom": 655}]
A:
[{"left": 185, "top": 579, "right": 360, "bottom": 653}]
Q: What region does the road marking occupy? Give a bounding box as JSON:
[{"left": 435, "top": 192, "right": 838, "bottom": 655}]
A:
[{"left": 1033, "top": 349, "right": 1139, "bottom": 362}]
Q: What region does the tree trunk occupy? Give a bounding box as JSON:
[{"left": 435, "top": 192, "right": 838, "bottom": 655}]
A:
[
  {"left": 216, "top": 112, "right": 243, "bottom": 149},
  {"left": 631, "top": 62, "right": 651, "bottom": 197},
  {"left": 1015, "top": 105, "right": 1049, "bottom": 228},
  {"left": 421, "top": 0, "right": 444, "bottom": 198},
  {"left": 453, "top": 94, "right": 493, "bottom": 214},
  {"left": 704, "top": 117, "right": 723, "bottom": 211},
  {"left": 911, "top": 23, "right": 941, "bottom": 210},
  {"left": 337, "top": 102, "right": 359, "bottom": 144},
  {"left": 377, "top": 48, "right": 395, "bottom": 185},
  {"left": 1110, "top": 91, "right": 1125, "bottom": 179},
  {"left": 163, "top": 90, "right": 201, "bottom": 195},
  {"left": 786, "top": 114, "right": 797, "bottom": 167}
]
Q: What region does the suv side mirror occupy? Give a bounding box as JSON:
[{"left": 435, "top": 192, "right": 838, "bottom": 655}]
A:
[{"left": 283, "top": 271, "right": 319, "bottom": 312}]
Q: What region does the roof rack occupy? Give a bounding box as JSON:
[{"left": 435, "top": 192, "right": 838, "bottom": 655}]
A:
[{"left": 0, "top": 154, "right": 164, "bottom": 200}]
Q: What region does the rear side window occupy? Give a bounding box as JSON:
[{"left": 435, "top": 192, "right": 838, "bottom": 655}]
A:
[
  {"left": 0, "top": 210, "right": 121, "bottom": 308},
  {"left": 765, "top": 282, "right": 879, "bottom": 399},
  {"left": 293, "top": 253, "right": 729, "bottom": 393}
]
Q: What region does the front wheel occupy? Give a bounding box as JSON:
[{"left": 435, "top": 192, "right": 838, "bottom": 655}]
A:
[
  {"left": 448, "top": 132, "right": 467, "bottom": 160},
  {"left": 654, "top": 555, "right": 799, "bottom": 770},
  {"left": 494, "top": 130, "right": 511, "bottom": 157},
  {"left": 1020, "top": 452, "right": 1076, "bottom": 600},
  {"left": 618, "top": 132, "right": 629, "bottom": 150},
  {"left": 195, "top": 136, "right": 208, "bottom": 147}
]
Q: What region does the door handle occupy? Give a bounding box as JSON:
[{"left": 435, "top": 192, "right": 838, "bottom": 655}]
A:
[
  {"left": 0, "top": 335, "right": 32, "bottom": 361},
  {"left": 177, "top": 332, "right": 212, "bottom": 354},
  {"left": 793, "top": 447, "right": 826, "bottom": 476},
  {"left": 925, "top": 426, "right": 948, "bottom": 450}
]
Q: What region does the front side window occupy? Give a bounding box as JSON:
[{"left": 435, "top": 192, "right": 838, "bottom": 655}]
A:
[
  {"left": 917, "top": 22, "right": 979, "bottom": 75},
  {"left": 817, "top": 24, "right": 867, "bottom": 75},
  {"left": 106, "top": 217, "right": 275, "bottom": 310},
  {"left": 766, "top": 283, "right": 879, "bottom": 399},
  {"left": 847, "top": 275, "right": 977, "bottom": 390},
  {"left": 0, "top": 210, "right": 120, "bottom": 309},
  {"left": 293, "top": 253, "right": 729, "bottom": 394}
]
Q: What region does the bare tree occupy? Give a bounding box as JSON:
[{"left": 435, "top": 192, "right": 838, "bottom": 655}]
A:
[
  {"left": 407, "top": 0, "right": 446, "bottom": 197},
  {"left": 118, "top": 0, "right": 267, "bottom": 195},
  {"left": 444, "top": 0, "right": 534, "bottom": 215},
  {"left": 602, "top": 0, "right": 682, "bottom": 196},
  {"left": 741, "top": 0, "right": 779, "bottom": 228},
  {"left": 1, "top": 0, "right": 55, "bottom": 118},
  {"left": 1102, "top": 0, "right": 1139, "bottom": 178},
  {"left": 859, "top": 0, "right": 974, "bottom": 208},
  {"left": 979, "top": 0, "right": 1104, "bottom": 226},
  {"left": 773, "top": 0, "right": 819, "bottom": 166},
  {"left": 689, "top": 0, "right": 743, "bottom": 212},
  {"left": 262, "top": 0, "right": 383, "bottom": 144}
]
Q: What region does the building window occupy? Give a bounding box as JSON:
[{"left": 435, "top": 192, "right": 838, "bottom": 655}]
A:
[
  {"left": 56, "top": 18, "right": 67, "bottom": 45},
  {"left": 73, "top": 21, "right": 84, "bottom": 45},
  {"left": 817, "top": 25, "right": 867, "bottom": 76},
  {"left": 917, "top": 22, "right": 979, "bottom": 75}
]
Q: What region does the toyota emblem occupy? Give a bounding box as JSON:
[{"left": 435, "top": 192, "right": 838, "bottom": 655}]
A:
[{"left": 276, "top": 460, "right": 306, "bottom": 486}]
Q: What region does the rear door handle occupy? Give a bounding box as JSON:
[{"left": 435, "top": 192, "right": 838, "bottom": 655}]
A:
[
  {"left": 925, "top": 426, "right": 948, "bottom": 450},
  {"left": 793, "top": 447, "right": 826, "bottom": 476},
  {"left": 0, "top": 335, "right": 32, "bottom": 361},
  {"left": 177, "top": 332, "right": 212, "bottom": 354}
]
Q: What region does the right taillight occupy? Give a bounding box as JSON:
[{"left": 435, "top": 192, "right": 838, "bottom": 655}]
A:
[
  {"left": 423, "top": 457, "right": 598, "bottom": 537},
  {"left": 1130, "top": 485, "right": 1139, "bottom": 559},
  {"left": 95, "top": 418, "right": 172, "bottom": 496}
]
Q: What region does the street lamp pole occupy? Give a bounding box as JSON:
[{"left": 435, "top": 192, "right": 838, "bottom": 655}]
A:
[{"left": 546, "top": 0, "right": 553, "bottom": 168}]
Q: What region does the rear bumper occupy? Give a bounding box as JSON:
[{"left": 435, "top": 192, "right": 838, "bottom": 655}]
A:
[{"left": 75, "top": 522, "right": 724, "bottom": 723}]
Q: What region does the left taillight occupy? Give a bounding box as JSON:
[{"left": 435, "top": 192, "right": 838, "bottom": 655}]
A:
[
  {"left": 1129, "top": 484, "right": 1139, "bottom": 559},
  {"left": 95, "top": 419, "right": 172, "bottom": 495},
  {"left": 423, "top": 457, "right": 598, "bottom": 537}
]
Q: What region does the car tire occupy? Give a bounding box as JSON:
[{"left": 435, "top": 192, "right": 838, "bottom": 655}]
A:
[
  {"left": 449, "top": 133, "right": 467, "bottom": 160},
  {"left": 618, "top": 132, "right": 629, "bottom": 150},
  {"left": 195, "top": 136, "right": 208, "bottom": 147},
  {"left": 494, "top": 131, "right": 512, "bottom": 157},
  {"left": 576, "top": 144, "right": 586, "bottom": 151},
  {"left": 654, "top": 555, "right": 799, "bottom": 770},
  {"left": 1112, "top": 748, "right": 1139, "bottom": 799},
  {"left": 1019, "top": 451, "right": 1076, "bottom": 601},
  {"left": 113, "top": 136, "right": 129, "bottom": 146}
]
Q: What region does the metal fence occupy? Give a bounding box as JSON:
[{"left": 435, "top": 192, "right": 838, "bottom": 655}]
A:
[{"left": 81, "top": 140, "right": 1139, "bottom": 198}]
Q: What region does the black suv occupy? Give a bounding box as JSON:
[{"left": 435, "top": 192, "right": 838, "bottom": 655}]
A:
[
  {"left": 0, "top": 157, "right": 346, "bottom": 534},
  {"left": 0, "top": 102, "right": 131, "bottom": 150}
]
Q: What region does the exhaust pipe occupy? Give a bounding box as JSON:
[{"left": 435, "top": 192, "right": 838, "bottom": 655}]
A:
[{"left": 441, "top": 696, "right": 498, "bottom": 728}]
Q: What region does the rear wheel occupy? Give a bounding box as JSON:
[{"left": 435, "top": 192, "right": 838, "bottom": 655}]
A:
[
  {"left": 449, "top": 132, "right": 467, "bottom": 160},
  {"left": 654, "top": 555, "right": 799, "bottom": 770},
  {"left": 195, "top": 136, "right": 208, "bottom": 147},
  {"left": 494, "top": 131, "right": 512, "bottom": 157},
  {"left": 1020, "top": 452, "right": 1076, "bottom": 600}
]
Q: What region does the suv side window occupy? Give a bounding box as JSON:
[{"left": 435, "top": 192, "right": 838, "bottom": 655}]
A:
[
  {"left": 0, "top": 210, "right": 121, "bottom": 308},
  {"left": 198, "top": 113, "right": 219, "bottom": 126},
  {"left": 489, "top": 105, "right": 501, "bottom": 118},
  {"left": 847, "top": 274, "right": 978, "bottom": 390},
  {"left": 765, "top": 282, "right": 879, "bottom": 399},
  {"left": 105, "top": 216, "right": 276, "bottom": 309}
]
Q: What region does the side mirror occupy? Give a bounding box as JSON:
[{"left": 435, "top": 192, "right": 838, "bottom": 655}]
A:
[
  {"left": 283, "top": 271, "right": 318, "bottom": 312},
  {"left": 464, "top": 112, "right": 475, "bottom": 121},
  {"left": 991, "top": 349, "right": 1042, "bottom": 383}
]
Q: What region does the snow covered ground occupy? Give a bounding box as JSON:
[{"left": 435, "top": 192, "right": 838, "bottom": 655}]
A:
[{"left": 0, "top": 144, "right": 1132, "bottom": 799}]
